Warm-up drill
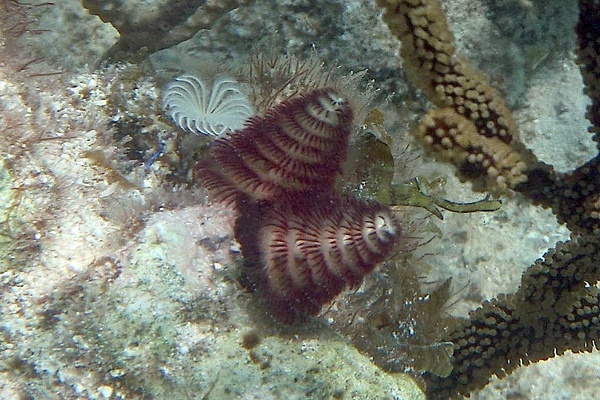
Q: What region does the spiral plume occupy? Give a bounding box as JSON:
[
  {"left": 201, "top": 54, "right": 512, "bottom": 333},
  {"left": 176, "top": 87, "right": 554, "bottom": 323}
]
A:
[
  {"left": 196, "top": 86, "right": 402, "bottom": 321},
  {"left": 162, "top": 74, "right": 254, "bottom": 136},
  {"left": 236, "top": 196, "right": 402, "bottom": 321},
  {"left": 196, "top": 87, "right": 354, "bottom": 204}
]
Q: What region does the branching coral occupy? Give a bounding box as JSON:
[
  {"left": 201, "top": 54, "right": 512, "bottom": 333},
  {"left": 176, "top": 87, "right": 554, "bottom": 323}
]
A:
[
  {"left": 377, "top": 0, "right": 600, "bottom": 397},
  {"left": 426, "top": 230, "right": 600, "bottom": 398},
  {"left": 378, "top": 0, "right": 534, "bottom": 194}
]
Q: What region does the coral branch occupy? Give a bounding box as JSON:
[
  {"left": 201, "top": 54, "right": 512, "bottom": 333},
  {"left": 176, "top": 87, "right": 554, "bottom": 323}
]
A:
[
  {"left": 424, "top": 231, "right": 600, "bottom": 398},
  {"left": 377, "top": 0, "right": 533, "bottom": 193},
  {"left": 376, "top": 0, "right": 600, "bottom": 397}
]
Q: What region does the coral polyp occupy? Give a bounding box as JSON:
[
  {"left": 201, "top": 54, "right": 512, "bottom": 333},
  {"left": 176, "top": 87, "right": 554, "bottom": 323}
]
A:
[
  {"left": 195, "top": 87, "right": 353, "bottom": 204},
  {"left": 236, "top": 196, "right": 402, "bottom": 321}
]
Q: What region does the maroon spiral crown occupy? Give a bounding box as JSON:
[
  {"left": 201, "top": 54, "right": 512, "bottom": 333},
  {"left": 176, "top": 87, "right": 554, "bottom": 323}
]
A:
[
  {"left": 195, "top": 87, "right": 354, "bottom": 204},
  {"left": 236, "top": 197, "right": 402, "bottom": 321},
  {"left": 196, "top": 86, "right": 403, "bottom": 321}
]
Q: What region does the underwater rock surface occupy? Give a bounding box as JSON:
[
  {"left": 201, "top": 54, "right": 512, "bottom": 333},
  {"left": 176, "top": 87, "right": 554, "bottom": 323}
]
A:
[{"left": 1, "top": 0, "right": 599, "bottom": 399}]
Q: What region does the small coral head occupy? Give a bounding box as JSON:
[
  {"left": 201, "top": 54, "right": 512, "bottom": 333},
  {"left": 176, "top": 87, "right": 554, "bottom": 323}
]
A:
[
  {"left": 195, "top": 87, "right": 354, "bottom": 204},
  {"left": 237, "top": 196, "right": 402, "bottom": 322}
]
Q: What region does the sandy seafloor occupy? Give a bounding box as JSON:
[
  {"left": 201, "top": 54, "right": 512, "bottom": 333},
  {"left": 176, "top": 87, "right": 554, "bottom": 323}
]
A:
[{"left": 1, "top": 0, "right": 599, "bottom": 399}]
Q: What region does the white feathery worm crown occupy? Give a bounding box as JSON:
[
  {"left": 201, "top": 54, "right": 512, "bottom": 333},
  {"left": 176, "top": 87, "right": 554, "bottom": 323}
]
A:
[
  {"left": 195, "top": 87, "right": 354, "bottom": 204},
  {"left": 163, "top": 74, "right": 254, "bottom": 136}
]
